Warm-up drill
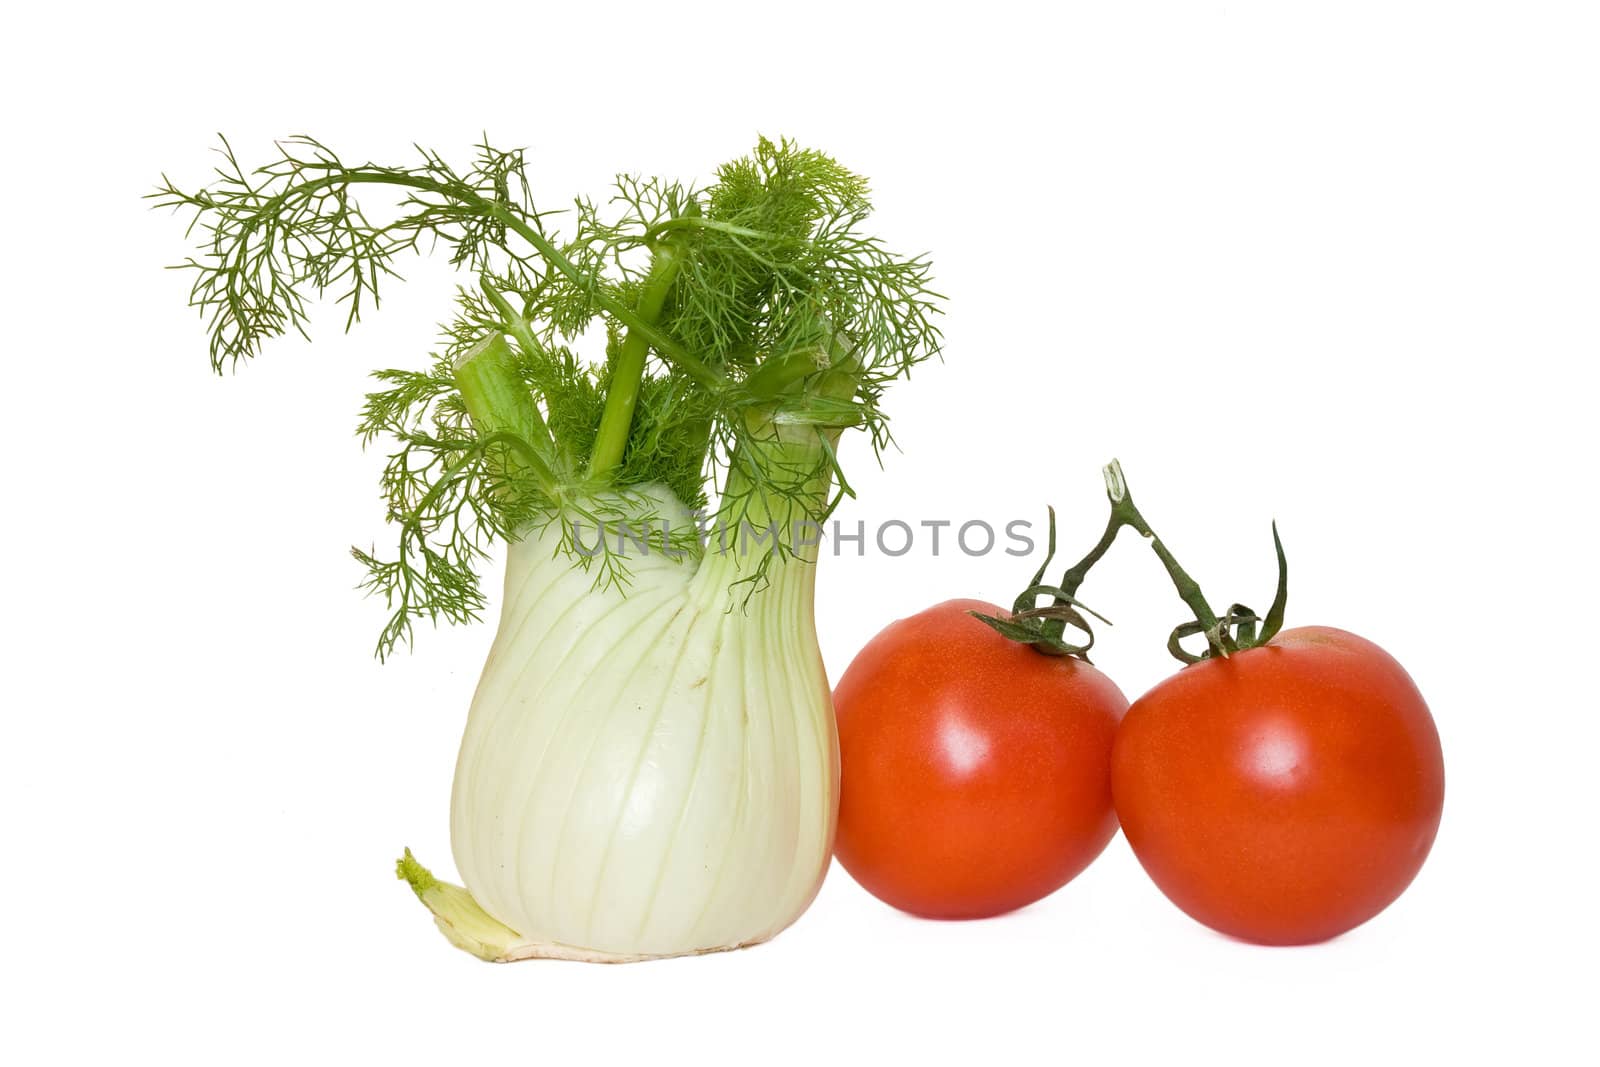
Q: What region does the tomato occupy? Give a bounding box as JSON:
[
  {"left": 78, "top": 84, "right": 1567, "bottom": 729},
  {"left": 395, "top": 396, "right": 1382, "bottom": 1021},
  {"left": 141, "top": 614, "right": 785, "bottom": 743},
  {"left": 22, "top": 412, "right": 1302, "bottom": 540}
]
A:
[
  {"left": 1112, "top": 625, "right": 1445, "bottom": 945},
  {"left": 832, "top": 598, "right": 1128, "bottom": 918}
]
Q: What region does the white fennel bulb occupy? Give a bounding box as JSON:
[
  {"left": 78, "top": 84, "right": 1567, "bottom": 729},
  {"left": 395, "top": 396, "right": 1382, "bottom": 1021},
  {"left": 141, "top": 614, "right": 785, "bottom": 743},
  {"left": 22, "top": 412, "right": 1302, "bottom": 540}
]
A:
[{"left": 422, "top": 488, "right": 837, "bottom": 961}]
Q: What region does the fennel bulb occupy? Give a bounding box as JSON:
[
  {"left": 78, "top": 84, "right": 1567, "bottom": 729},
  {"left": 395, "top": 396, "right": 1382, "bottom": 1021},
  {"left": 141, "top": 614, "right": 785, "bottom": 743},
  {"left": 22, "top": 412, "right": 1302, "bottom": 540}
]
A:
[
  {"left": 429, "top": 487, "right": 836, "bottom": 961},
  {"left": 158, "top": 137, "right": 939, "bottom": 961}
]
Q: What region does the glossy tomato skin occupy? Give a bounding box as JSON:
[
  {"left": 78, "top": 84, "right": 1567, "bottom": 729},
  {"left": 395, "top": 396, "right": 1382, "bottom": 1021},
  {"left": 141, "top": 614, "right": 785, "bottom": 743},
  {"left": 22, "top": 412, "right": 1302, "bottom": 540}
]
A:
[
  {"left": 832, "top": 599, "right": 1128, "bottom": 919},
  {"left": 1112, "top": 626, "right": 1444, "bottom": 945}
]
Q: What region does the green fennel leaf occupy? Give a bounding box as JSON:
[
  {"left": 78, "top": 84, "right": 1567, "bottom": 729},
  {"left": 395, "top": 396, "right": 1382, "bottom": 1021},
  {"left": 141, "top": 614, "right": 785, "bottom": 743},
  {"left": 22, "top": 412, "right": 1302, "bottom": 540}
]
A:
[{"left": 156, "top": 135, "right": 941, "bottom": 657}]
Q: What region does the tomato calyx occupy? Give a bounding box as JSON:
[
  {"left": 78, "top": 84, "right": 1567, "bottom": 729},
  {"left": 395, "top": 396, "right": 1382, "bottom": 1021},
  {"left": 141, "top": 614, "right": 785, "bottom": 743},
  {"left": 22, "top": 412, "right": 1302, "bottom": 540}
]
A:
[
  {"left": 969, "top": 506, "right": 1113, "bottom": 660},
  {"left": 1160, "top": 526, "right": 1288, "bottom": 663}
]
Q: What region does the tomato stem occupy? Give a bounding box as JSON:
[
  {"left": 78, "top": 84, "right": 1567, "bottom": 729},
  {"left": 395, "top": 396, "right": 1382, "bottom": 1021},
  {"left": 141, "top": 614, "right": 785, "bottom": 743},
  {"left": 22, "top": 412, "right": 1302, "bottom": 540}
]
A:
[
  {"left": 977, "top": 461, "right": 1289, "bottom": 664},
  {"left": 1096, "top": 460, "right": 1222, "bottom": 635},
  {"left": 1064, "top": 461, "right": 1290, "bottom": 664}
]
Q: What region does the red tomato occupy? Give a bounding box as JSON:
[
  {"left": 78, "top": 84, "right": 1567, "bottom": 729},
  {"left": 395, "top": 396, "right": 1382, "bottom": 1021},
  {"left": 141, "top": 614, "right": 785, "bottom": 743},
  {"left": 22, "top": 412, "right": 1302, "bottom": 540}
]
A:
[
  {"left": 1112, "top": 626, "right": 1445, "bottom": 945},
  {"left": 832, "top": 599, "right": 1128, "bottom": 918}
]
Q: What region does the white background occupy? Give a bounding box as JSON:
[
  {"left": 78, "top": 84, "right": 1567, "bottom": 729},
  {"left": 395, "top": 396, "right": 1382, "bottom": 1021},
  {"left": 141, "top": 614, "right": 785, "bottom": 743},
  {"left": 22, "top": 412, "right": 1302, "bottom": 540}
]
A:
[{"left": 5, "top": 1, "right": 1597, "bottom": 1063}]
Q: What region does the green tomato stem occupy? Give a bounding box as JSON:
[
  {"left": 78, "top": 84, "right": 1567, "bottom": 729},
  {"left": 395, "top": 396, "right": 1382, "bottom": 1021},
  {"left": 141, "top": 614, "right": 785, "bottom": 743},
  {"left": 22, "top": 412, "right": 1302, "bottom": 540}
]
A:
[
  {"left": 1095, "top": 460, "right": 1223, "bottom": 639},
  {"left": 1057, "top": 460, "right": 1290, "bottom": 663}
]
